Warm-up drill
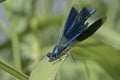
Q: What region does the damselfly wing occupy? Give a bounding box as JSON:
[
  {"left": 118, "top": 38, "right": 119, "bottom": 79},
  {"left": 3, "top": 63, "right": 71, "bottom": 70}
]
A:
[{"left": 47, "top": 5, "right": 107, "bottom": 62}]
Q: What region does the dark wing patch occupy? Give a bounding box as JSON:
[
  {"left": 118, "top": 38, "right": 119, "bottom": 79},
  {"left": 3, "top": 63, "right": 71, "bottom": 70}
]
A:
[{"left": 77, "top": 16, "right": 107, "bottom": 41}]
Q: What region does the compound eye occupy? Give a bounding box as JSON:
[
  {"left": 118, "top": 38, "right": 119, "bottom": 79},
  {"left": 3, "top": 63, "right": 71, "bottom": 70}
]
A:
[
  {"left": 47, "top": 52, "right": 56, "bottom": 60},
  {"left": 47, "top": 52, "right": 53, "bottom": 58},
  {"left": 47, "top": 52, "right": 50, "bottom": 57}
]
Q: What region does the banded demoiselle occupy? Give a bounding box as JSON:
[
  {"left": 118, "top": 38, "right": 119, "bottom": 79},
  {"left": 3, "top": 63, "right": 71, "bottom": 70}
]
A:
[{"left": 47, "top": 5, "right": 107, "bottom": 62}]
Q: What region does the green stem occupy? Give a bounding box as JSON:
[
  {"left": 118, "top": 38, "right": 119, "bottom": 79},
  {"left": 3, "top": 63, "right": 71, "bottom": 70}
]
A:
[
  {"left": 10, "top": 24, "right": 22, "bottom": 71},
  {"left": 30, "top": 0, "right": 41, "bottom": 61},
  {"left": 0, "top": 60, "right": 29, "bottom": 80}
]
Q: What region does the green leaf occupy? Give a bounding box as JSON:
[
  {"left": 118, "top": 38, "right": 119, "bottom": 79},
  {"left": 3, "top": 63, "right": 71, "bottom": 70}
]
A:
[
  {"left": 72, "top": 38, "right": 120, "bottom": 80},
  {"left": 29, "top": 56, "right": 67, "bottom": 80}
]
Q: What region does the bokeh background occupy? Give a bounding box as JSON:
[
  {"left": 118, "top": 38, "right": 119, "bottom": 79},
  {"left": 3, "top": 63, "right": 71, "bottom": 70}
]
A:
[{"left": 0, "top": 0, "right": 120, "bottom": 80}]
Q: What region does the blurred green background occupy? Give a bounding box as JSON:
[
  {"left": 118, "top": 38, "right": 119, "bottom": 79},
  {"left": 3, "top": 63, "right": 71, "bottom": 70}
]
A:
[{"left": 0, "top": 0, "right": 120, "bottom": 80}]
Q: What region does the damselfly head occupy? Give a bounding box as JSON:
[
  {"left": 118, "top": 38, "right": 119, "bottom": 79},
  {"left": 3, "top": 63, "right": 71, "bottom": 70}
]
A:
[
  {"left": 47, "top": 52, "right": 56, "bottom": 61},
  {"left": 47, "top": 46, "right": 64, "bottom": 61}
]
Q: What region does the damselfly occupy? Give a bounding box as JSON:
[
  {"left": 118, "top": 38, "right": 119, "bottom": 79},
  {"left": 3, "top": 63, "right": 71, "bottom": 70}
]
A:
[{"left": 47, "top": 5, "right": 107, "bottom": 62}]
